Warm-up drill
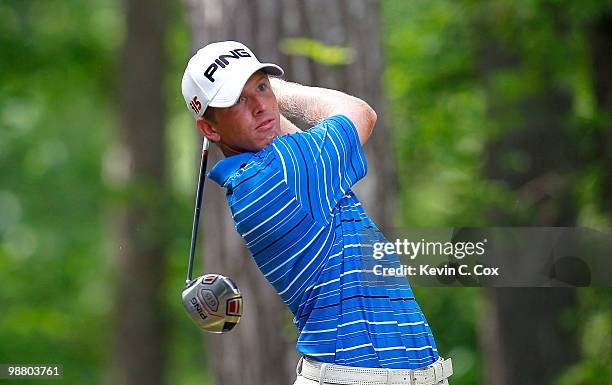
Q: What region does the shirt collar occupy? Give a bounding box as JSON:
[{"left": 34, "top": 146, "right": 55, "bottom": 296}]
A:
[{"left": 208, "top": 152, "right": 255, "bottom": 187}]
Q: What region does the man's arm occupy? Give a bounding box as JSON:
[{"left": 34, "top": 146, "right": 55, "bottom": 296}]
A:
[
  {"left": 279, "top": 114, "right": 302, "bottom": 135},
  {"left": 270, "top": 77, "right": 377, "bottom": 145}
]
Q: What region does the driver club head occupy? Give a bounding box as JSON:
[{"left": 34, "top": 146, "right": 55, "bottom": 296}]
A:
[{"left": 182, "top": 273, "right": 243, "bottom": 333}]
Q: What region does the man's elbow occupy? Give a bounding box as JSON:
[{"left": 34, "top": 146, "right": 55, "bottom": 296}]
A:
[
  {"left": 365, "top": 103, "right": 377, "bottom": 132},
  {"left": 360, "top": 101, "right": 377, "bottom": 141},
  {"left": 338, "top": 99, "right": 377, "bottom": 144}
]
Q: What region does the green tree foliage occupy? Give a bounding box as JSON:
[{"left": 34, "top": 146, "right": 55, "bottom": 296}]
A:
[
  {"left": 383, "top": 0, "right": 611, "bottom": 384},
  {"left": 0, "top": 0, "right": 209, "bottom": 384},
  {"left": 1, "top": 0, "right": 610, "bottom": 384},
  {"left": 0, "top": 1, "right": 119, "bottom": 383}
]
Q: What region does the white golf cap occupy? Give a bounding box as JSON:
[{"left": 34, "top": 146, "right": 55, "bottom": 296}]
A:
[{"left": 181, "top": 41, "right": 284, "bottom": 118}]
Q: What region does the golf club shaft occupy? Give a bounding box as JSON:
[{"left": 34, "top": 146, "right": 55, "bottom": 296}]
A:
[{"left": 186, "top": 137, "right": 210, "bottom": 284}]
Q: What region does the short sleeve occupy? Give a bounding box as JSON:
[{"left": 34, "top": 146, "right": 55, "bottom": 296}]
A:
[{"left": 271, "top": 114, "right": 368, "bottom": 225}]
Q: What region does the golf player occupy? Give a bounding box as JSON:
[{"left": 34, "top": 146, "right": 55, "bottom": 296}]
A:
[{"left": 182, "top": 41, "right": 453, "bottom": 385}]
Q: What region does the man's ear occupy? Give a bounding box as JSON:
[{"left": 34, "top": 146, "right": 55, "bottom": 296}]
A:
[{"left": 196, "top": 117, "right": 220, "bottom": 143}]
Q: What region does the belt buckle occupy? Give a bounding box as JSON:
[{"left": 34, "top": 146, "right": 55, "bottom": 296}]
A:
[{"left": 432, "top": 359, "right": 442, "bottom": 381}]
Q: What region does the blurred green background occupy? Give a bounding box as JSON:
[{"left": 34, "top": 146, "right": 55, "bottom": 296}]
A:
[{"left": 1, "top": 0, "right": 611, "bottom": 384}]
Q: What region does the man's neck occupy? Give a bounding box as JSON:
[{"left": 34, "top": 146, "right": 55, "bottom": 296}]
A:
[{"left": 220, "top": 143, "right": 243, "bottom": 157}]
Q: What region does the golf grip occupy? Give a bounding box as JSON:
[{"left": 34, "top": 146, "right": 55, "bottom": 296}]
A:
[{"left": 186, "top": 137, "right": 210, "bottom": 285}]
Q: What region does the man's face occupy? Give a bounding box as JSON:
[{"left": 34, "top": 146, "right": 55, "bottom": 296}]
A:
[{"left": 198, "top": 71, "right": 281, "bottom": 154}]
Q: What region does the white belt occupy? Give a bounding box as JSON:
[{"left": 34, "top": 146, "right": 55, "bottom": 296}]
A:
[{"left": 297, "top": 356, "right": 453, "bottom": 385}]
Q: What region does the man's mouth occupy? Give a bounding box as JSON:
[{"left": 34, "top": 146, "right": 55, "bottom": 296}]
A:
[{"left": 256, "top": 118, "right": 275, "bottom": 131}]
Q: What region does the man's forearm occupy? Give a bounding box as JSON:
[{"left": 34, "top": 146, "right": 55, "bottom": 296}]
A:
[
  {"left": 271, "top": 78, "right": 342, "bottom": 127},
  {"left": 270, "top": 77, "right": 377, "bottom": 144}
]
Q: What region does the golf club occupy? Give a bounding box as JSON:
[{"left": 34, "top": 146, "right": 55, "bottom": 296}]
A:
[
  {"left": 186, "top": 137, "right": 209, "bottom": 285},
  {"left": 181, "top": 137, "right": 243, "bottom": 333}
]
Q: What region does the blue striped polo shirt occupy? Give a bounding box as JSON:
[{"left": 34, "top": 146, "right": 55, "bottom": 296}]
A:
[{"left": 208, "top": 115, "right": 439, "bottom": 369}]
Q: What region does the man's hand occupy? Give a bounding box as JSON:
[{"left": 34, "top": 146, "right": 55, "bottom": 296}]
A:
[{"left": 270, "top": 77, "right": 377, "bottom": 145}]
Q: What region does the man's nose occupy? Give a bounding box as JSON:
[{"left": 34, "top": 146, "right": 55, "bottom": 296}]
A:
[{"left": 251, "top": 95, "right": 267, "bottom": 115}]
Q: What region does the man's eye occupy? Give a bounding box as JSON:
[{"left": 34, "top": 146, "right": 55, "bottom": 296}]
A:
[
  {"left": 257, "top": 83, "right": 267, "bottom": 91},
  {"left": 235, "top": 96, "right": 246, "bottom": 105}
]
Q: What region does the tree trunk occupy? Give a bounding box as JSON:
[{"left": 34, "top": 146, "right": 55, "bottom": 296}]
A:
[
  {"left": 477, "top": 4, "right": 579, "bottom": 385},
  {"left": 591, "top": 13, "right": 612, "bottom": 215},
  {"left": 279, "top": 0, "right": 395, "bottom": 228},
  {"left": 110, "top": 0, "right": 169, "bottom": 384},
  {"left": 183, "top": 2, "right": 297, "bottom": 385},
  {"left": 182, "top": 1, "right": 392, "bottom": 384}
]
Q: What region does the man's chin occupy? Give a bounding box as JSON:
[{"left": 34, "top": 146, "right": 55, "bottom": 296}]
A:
[
  {"left": 267, "top": 128, "right": 282, "bottom": 141},
  {"left": 259, "top": 135, "right": 277, "bottom": 150}
]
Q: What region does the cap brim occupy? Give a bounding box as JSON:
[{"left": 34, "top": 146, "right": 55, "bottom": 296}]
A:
[{"left": 208, "top": 63, "right": 283, "bottom": 108}]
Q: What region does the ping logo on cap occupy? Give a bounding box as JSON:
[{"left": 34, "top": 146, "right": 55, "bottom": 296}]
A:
[
  {"left": 189, "top": 96, "right": 202, "bottom": 114},
  {"left": 204, "top": 48, "right": 252, "bottom": 83}
]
